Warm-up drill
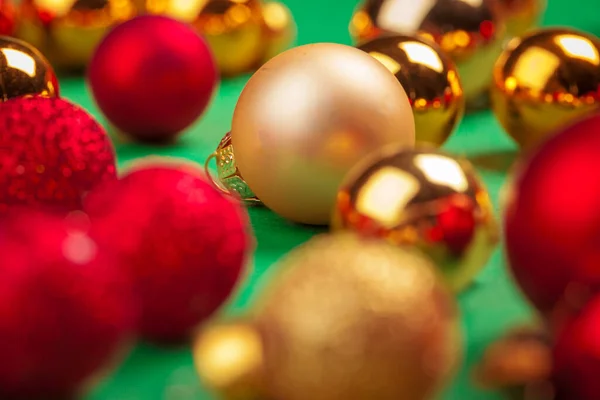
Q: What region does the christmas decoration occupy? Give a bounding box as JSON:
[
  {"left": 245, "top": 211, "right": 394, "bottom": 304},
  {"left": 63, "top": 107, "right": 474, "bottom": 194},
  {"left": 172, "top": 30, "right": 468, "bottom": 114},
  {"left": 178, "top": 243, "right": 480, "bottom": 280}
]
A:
[
  {"left": 194, "top": 233, "right": 461, "bottom": 400},
  {"left": 205, "top": 132, "right": 261, "bottom": 205},
  {"left": 88, "top": 15, "right": 218, "bottom": 142},
  {"left": 85, "top": 162, "right": 252, "bottom": 343},
  {"left": 0, "top": 36, "right": 58, "bottom": 100},
  {"left": 358, "top": 35, "right": 465, "bottom": 147},
  {"left": 0, "top": 0, "right": 16, "bottom": 36},
  {"left": 0, "top": 97, "right": 116, "bottom": 214},
  {"left": 498, "top": 0, "right": 547, "bottom": 39},
  {"left": 232, "top": 43, "right": 415, "bottom": 225},
  {"left": 0, "top": 211, "right": 137, "bottom": 399},
  {"left": 349, "top": 0, "right": 507, "bottom": 106},
  {"left": 332, "top": 146, "right": 498, "bottom": 292},
  {"left": 492, "top": 28, "right": 600, "bottom": 150},
  {"left": 16, "top": 0, "right": 137, "bottom": 71},
  {"left": 504, "top": 113, "right": 600, "bottom": 317},
  {"left": 260, "top": 1, "right": 296, "bottom": 63}
]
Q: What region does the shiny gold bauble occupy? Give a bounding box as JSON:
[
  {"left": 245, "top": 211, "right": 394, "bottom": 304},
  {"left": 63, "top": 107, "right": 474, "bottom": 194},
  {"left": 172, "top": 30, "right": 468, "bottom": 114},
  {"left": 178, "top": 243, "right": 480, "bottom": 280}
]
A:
[
  {"left": 498, "top": 0, "right": 547, "bottom": 39},
  {"left": 349, "top": 0, "right": 507, "bottom": 105},
  {"left": 259, "top": 1, "right": 296, "bottom": 63},
  {"left": 17, "top": 0, "right": 137, "bottom": 71},
  {"left": 358, "top": 35, "right": 465, "bottom": 147},
  {"left": 0, "top": 36, "right": 59, "bottom": 100},
  {"left": 205, "top": 132, "right": 261, "bottom": 205},
  {"left": 332, "top": 146, "right": 498, "bottom": 292},
  {"left": 491, "top": 28, "right": 600, "bottom": 150},
  {"left": 232, "top": 43, "right": 415, "bottom": 226}
]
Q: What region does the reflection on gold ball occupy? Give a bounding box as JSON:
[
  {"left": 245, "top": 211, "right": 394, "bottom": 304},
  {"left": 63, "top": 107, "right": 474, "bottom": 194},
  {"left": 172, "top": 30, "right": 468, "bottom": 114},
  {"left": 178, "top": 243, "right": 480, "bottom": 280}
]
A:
[
  {"left": 358, "top": 35, "right": 465, "bottom": 147},
  {"left": 491, "top": 28, "right": 600, "bottom": 150},
  {"left": 0, "top": 36, "right": 59, "bottom": 100},
  {"left": 260, "top": 1, "right": 296, "bottom": 63},
  {"left": 498, "top": 0, "right": 546, "bottom": 39},
  {"left": 332, "top": 146, "right": 498, "bottom": 292},
  {"left": 17, "top": 0, "right": 137, "bottom": 71},
  {"left": 349, "top": 0, "right": 507, "bottom": 105},
  {"left": 232, "top": 43, "right": 415, "bottom": 226}
]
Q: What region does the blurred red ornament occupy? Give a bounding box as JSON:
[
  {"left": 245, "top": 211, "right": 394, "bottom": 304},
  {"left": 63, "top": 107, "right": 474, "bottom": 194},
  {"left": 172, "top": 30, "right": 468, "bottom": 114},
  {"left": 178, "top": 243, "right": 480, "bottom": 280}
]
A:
[
  {"left": 504, "top": 114, "right": 600, "bottom": 317},
  {"left": 0, "top": 0, "right": 15, "bottom": 35},
  {"left": 0, "top": 97, "right": 117, "bottom": 214},
  {"left": 87, "top": 15, "right": 218, "bottom": 142},
  {"left": 553, "top": 294, "right": 600, "bottom": 400},
  {"left": 0, "top": 211, "right": 137, "bottom": 399},
  {"left": 85, "top": 162, "right": 252, "bottom": 343}
]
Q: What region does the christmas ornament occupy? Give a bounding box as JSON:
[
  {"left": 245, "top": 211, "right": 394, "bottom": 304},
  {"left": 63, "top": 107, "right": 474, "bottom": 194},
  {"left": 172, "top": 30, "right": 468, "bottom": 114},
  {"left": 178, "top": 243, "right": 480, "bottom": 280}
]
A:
[
  {"left": 504, "top": 113, "right": 600, "bottom": 317},
  {"left": 0, "top": 0, "right": 16, "bottom": 36},
  {"left": 349, "top": 0, "right": 507, "bottom": 105},
  {"left": 85, "top": 162, "right": 252, "bottom": 343},
  {"left": 492, "top": 28, "right": 600, "bottom": 150},
  {"left": 0, "top": 211, "right": 137, "bottom": 399},
  {"left": 194, "top": 233, "right": 461, "bottom": 400},
  {"left": 88, "top": 15, "right": 218, "bottom": 142},
  {"left": 232, "top": 43, "right": 415, "bottom": 225},
  {"left": 0, "top": 36, "right": 58, "bottom": 100},
  {"left": 332, "top": 146, "right": 498, "bottom": 292},
  {"left": 358, "top": 35, "right": 465, "bottom": 147},
  {"left": 0, "top": 97, "right": 116, "bottom": 214},
  {"left": 16, "top": 0, "right": 137, "bottom": 71},
  {"left": 260, "top": 1, "right": 296, "bottom": 63},
  {"left": 205, "top": 132, "right": 261, "bottom": 205},
  {"left": 498, "top": 0, "right": 547, "bottom": 39}
]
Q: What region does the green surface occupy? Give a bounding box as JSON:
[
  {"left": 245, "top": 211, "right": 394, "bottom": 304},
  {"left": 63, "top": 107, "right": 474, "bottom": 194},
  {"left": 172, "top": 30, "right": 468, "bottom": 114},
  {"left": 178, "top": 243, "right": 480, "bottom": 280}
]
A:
[{"left": 55, "top": 1, "right": 597, "bottom": 398}]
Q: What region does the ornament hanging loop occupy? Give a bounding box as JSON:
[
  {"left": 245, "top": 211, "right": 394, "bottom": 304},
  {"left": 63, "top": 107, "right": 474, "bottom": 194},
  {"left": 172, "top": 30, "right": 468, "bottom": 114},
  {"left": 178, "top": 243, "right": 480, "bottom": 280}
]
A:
[{"left": 204, "top": 152, "right": 233, "bottom": 196}]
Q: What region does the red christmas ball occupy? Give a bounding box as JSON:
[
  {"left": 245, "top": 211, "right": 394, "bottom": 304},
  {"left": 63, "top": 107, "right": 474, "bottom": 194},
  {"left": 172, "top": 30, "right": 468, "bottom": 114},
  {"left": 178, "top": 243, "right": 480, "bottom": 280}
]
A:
[
  {"left": 0, "top": 211, "right": 137, "bottom": 399},
  {"left": 0, "top": 96, "right": 117, "bottom": 214},
  {"left": 87, "top": 15, "right": 218, "bottom": 142},
  {"left": 85, "top": 162, "right": 252, "bottom": 343},
  {"left": 553, "top": 294, "right": 600, "bottom": 400},
  {"left": 504, "top": 113, "right": 600, "bottom": 317},
  {"left": 0, "top": 0, "right": 15, "bottom": 35}
]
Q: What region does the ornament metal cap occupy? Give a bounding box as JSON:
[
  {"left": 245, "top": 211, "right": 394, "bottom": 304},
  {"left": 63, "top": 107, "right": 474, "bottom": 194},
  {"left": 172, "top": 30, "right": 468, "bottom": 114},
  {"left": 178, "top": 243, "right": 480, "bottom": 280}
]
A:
[{"left": 205, "top": 132, "right": 262, "bottom": 205}]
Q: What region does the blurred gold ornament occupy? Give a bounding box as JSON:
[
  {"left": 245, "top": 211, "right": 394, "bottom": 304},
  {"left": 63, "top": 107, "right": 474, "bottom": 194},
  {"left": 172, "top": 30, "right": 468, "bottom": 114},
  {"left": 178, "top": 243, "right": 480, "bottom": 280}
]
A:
[
  {"left": 17, "top": 0, "right": 137, "bottom": 71},
  {"left": 0, "top": 36, "right": 59, "bottom": 100},
  {"left": 358, "top": 35, "right": 465, "bottom": 147},
  {"left": 498, "top": 0, "right": 546, "bottom": 39},
  {"left": 332, "top": 146, "right": 498, "bottom": 292},
  {"left": 232, "top": 43, "right": 415, "bottom": 225},
  {"left": 349, "top": 0, "right": 507, "bottom": 106},
  {"left": 194, "top": 233, "right": 461, "bottom": 400},
  {"left": 205, "top": 132, "right": 261, "bottom": 205},
  {"left": 491, "top": 28, "right": 600, "bottom": 150},
  {"left": 259, "top": 1, "right": 295, "bottom": 63}
]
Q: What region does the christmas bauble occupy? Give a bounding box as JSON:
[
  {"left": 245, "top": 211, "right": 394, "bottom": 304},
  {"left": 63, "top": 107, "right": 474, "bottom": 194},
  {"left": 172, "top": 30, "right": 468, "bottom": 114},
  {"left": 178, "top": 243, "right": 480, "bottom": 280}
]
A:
[
  {"left": 88, "top": 15, "right": 218, "bottom": 142},
  {"left": 16, "top": 0, "right": 137, "bottom": 71},
  {"left": 0, "top": 97, "right": 116, "bottom": 214},
  {"left": 85, "top": 162, "right": 252, "bottom": 343},
  {"left": 260, "top": 1, "right": 296, "bottom": 63},
  {"left": 232, "top": 43, "right": 415, "bottom": 225},
  {"left": 0, "top": 0, "right": 16, "bottom": 35},
  {"left": 349, "top": 0, "right": 507, "bottom": 105},
  {"left": 492, "top": 28, "right": 600, "bottom": 150},
  {"left": 358, "top": 35, "right": 465, "bottom": 147},
  {"left": 0, "top": 211, "right": 137, "bottom": 399},
  {"left": 504, "top": 114, "right": 600, "bottom": 316},
  {"left": 498, "top": 0, "right": 546, "bottom": 39},
  {"left": 0, "top": 36, "right": 58, "bottom": 100},
  {"left": 332, "top": 146, "right": 498, "bottom": 292}
]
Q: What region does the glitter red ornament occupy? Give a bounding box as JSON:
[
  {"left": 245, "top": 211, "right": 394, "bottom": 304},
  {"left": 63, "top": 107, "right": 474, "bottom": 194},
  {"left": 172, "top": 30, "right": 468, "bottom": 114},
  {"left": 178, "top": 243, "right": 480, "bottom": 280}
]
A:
[
  {"left": 87, "top": 15, "right": 219, "bottom": 142},
  {"left": 0, "top": 97, "right": 117, "bottom": 214},
  {"left": 0, "top": 211, "right": 137, "bottom": 399},
  {"left": 85, "top": 162, "right": 252, "bottom": 343},
  {"left": 504, "top": 114, "right": 600, "bottom": 318}
]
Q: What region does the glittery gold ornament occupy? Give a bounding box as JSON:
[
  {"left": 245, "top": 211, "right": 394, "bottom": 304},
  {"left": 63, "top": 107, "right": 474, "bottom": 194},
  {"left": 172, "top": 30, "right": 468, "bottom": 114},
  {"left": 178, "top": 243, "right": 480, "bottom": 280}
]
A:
[
  {"left": 498, "top": 0, "right": 546, "bottom": 39},
  {"left": 332, "top": 146, "right": 498, "bottom": 292},
  {"left": 358, "top": 35, "right": 465, "bottom": 147},
  {"left": 16, "top": 0, "right": 137, "bottom": 71},
  {"left": 205, "top": 132, "right": 261, "bottom": 205},
  {"left": 232, "top": 43, "right": 415, "bottom": 226},
  {"left": 491, "top": 28, "right": 600, "bottom": 150},
  {"left": 349, "top": 0, "right": 507, "bottom": 106},
  {"left": 259, "top": 1, "right": 296, "bottom": 63},
  {"left": 194, "top": 233, "right": 461, "bottom": 400},
  {"left": 0, "top": 36, "right": 59, "bottom": 100}
]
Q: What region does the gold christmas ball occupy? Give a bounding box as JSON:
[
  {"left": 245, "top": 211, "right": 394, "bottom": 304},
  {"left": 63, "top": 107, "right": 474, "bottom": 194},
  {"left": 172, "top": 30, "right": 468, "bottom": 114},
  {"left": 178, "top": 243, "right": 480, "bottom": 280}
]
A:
[
  {"left": 349, "top": 0, "right": 507, "bottom": 105},
  {"left": 259, "top": 1, "right": 296, "bottom": 63},
  {"left": 491, "top": 28, "right": 600, "bottom": 150},
  {"left": 498, "top": 0, "right": 547, "bottom": 39},
  {"left": 358, "top": 35, "right": 465, "bottom": 147},
  {"left": 332, "top": 146, "right": 498, "bottom": 292},
  {"left": 17, "top": 0, "right": 137, "bottom": 71},
  {"left": 232, "top": 43, "right": 415, "bottom": 226},
  {"left": 0, "top": 36, "right": 59, "bottom": 100}
]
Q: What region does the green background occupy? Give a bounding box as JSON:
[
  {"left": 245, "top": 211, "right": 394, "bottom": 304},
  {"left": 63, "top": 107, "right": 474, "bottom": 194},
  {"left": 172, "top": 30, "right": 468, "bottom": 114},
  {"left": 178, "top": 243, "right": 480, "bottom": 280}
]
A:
[{"left": 55, "top": 0, "right": 597, "bottom": 398}]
